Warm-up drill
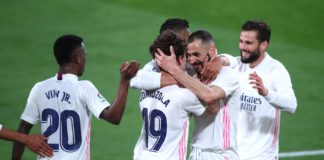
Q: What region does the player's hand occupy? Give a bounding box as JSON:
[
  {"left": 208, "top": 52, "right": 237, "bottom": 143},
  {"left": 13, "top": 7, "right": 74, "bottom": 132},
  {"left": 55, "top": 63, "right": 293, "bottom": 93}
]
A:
[
  {"left": 154, "top": 46, "right": 179, "bottom": 74},
  {"left": 120, "top": 60, "right": 140, "bottom": 80},
  {"left": 249, "top": 71, "right": 268, "bottom": 96},
  {"left": 25, "top": 135, "right": 53, "bottom": 158},
  {"left": 200, "top": 55, "right": 222, "bottom": 84}
]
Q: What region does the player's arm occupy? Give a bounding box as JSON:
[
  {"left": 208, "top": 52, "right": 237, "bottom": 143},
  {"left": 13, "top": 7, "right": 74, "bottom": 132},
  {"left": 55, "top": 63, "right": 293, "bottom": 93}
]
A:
[
  {"left": 218, "top": 53, "right": 240, "bottom": 68},
  {"left": 271, "top": 66, "right": 297, "bottom": 113},
  {"left": 0, "top": 123, "right": 53, "bottom": 158},
  {"left": 167, "top": 65, "right": 226, "bottom": 105},
  {"left": 173, "top": 68, "right": 226, "bottom": 105},
  {"left": 182, "top": 90, "right": 220, "bottom": 116},
  {"left": 11, "top": 120, "right": 32, "bottom": 160},
  {"left": 204, "top": 102, "right": 221, "bottom": 114},
  {"left": 250, "top": 67, "right": 297, "bottom": 113},
  {"left": 199, "top": 55, "right": 222, "bottom": 84},
  {"left": 155, "top": 48, "right": 226, "bottom": 105},
  {"left": 130, "top": 60, "right": 177, "bottom": 90},
  {"left": 199, "top": 53, "right": 240, "bottom": 84},
  {"left": 99, "top": 61, "right": 140, "bottom": 125}
]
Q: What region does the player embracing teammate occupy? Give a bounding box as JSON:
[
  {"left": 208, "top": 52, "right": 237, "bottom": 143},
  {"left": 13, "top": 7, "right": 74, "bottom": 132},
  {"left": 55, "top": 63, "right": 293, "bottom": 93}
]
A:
[
  {"left": 132, "top": 18, "right": 297, "bottom": 160},
  {"left": 9, "top": 18, "right": 297, "bottom": 160}
]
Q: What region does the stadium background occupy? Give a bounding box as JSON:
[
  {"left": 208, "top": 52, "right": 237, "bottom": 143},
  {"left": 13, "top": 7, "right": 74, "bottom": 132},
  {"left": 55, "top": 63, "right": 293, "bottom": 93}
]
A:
[{"left": 0, "top": 0, "right": 323, "bottom": 159}]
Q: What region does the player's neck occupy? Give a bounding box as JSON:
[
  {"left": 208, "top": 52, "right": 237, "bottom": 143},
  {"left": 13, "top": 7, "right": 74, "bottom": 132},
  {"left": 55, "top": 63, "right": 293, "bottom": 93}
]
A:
[
  {"left": 58, "top": 64, "right": 79, "bottom": 76},
  {"left": 249, "top": 52, "right": 266, "bottom": 68}
]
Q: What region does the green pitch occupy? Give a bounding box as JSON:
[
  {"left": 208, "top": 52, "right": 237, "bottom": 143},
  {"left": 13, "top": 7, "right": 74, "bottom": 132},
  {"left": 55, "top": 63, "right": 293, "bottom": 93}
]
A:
[{"left": 0, "top": 0, "right": 323, "bottom": 159}]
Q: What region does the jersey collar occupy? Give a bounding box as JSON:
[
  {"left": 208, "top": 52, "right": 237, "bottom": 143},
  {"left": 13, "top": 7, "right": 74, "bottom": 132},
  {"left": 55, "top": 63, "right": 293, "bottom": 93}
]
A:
[
  {"left": 254, "top": 52, "right": 271, "bottom": 70},
  {"left": 55, "top": 73, "right": 78, "bottom": 81}
]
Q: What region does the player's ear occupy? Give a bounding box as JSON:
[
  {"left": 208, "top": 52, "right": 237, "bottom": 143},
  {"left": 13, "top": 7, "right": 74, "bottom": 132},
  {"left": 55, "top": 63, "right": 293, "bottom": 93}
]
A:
[
  {"left": 176, "top": 55, "right": 181, "bottom": 65},
  {"left": 75, "top": 52, "right": 82, "bottom": 64},
  {"left": 209, "top": 44, "right": 217, "bottom": 57},
  {"left": 260, "top": 41, "right": 268, "bottom": 52}
]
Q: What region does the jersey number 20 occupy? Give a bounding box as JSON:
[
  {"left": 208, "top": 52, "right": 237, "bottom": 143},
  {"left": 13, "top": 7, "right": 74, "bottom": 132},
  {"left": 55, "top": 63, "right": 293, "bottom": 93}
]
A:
[
  {"left": 41, "top": 108, "right": 82, "bottom": 152},
  {"left": 142, "top": 108, "right": 167, "bottom": 152}
]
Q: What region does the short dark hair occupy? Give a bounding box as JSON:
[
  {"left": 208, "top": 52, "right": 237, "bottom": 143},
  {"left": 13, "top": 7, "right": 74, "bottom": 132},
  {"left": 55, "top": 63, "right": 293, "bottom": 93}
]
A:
[
  {"left": 149, "top": 30, "right": 186, "bottom": 59},
  {"left": 188, "top": 30, "right": 214, "bottom": 44},
  {"left": 159, "top": 18, "right": 189, "bottom": 34},
  {"left": 242, "top": 20, "right": 271, "bottom": 43},
  {"left": 53, "top": 34, "right": 83, "bottom": 65}
]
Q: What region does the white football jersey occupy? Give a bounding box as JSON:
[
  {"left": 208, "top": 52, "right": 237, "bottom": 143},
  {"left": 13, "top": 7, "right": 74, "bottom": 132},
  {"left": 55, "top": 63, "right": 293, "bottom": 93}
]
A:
[
  {"left": 21, "top": 74, "right": 110, "bottom": 160},
  {"left": 130, "top": 60, "right": 161, "bottom": 90},
  {"left": 133, "top": 85, "right": 205, "bottom": 160},
  {"left": 0, "top": 124, "right": 2, "bottom": 131},
  {"left": 222, "top": 53, "right": 297, "bottom": 160},
  {"left": 190, "top": 67, "right": 240, "bottom": 160}
]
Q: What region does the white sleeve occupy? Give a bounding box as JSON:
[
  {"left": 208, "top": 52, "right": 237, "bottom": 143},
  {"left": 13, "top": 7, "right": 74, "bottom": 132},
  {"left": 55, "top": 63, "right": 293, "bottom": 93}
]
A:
[
  {"left": 0, "top": 124, "right": 2, "bottom": 131},
  {"left": 209, "top": 67, "right": 240, "bottom": 97},
  {"left": 179, "top": 89, "right": 205, "bottom": 116},
  {"left": 20, "top": 83, "right": 41, "bottom": 125},
  {"left": 219, "top": 53, "right": 240, "bottom": 69},
  {"left": 80, "top": 81, "right": 110, "bottom": 119},
  {"left": 265, "top": 63, "right": 297, "bottom": 113},
  {"left": 130, "top": 60, "right": 161, "bottom": 90}
]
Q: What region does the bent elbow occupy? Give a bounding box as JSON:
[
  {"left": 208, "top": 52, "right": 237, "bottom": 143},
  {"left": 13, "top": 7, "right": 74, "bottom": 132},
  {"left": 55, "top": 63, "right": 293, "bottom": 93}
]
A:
[
  {"left": 203, "top": 95, "right": 217, "bottom": 106},
  {"left": 206, "top": 107, "right": 220, "bottom": 115},
  {"left": 284, "top": 106, "right": 296, "bottom": 114},
  {"left": 107, "top": 117, "right": 122, "bottom": 125},
  {"left": 129, "top": 79, "right": 138, "bottom": 89},
  {"left": 102, "top": 114, "right": 122, "bottom": 125},
  {"left": 288, "top": 103, "right": 297, "bottom": 114},
  {"left": 282, "top": 99, "right": 297, "bottom": 114},
  {"left": 110, "top": 120, "right": 121, "bottom": 125}
]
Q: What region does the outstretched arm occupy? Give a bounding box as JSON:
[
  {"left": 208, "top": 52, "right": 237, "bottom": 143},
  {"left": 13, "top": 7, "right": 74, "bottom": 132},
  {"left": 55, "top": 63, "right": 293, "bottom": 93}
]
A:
[
  {"left": 12, "top": 120, "right": 32, "bottom": 160},
  {"left": 130, "top": 60, "right": 177, "bottom": 90},
  {"left": 100, "top": 61, "right": 140, "bottom": 125},
  {"left": 11, "top": 121, "right": 34, "bottom": 160},
  {"left": 1, "top": 124, "right": 52, "bottom": 158}
]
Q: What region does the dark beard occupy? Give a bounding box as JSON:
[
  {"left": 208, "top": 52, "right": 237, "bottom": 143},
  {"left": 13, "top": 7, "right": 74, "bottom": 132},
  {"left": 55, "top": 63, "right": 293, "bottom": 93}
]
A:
[{"left": 240, "top": 49, "right": 261, "bottom": 63}]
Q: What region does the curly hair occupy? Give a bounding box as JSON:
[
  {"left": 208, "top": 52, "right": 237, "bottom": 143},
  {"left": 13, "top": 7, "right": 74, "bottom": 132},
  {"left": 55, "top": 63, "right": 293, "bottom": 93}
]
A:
[{"left": 149, "top": 30, "right": 186, "bottom": 59}]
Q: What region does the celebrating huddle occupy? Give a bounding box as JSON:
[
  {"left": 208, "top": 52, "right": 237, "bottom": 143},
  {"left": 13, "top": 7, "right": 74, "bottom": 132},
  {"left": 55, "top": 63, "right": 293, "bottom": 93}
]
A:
[
  {"left": 3, "top": 18, "right": 297, "bottom": 160},
  {"left": 131, "top": 18, "right": 297, "bottom": 160}
]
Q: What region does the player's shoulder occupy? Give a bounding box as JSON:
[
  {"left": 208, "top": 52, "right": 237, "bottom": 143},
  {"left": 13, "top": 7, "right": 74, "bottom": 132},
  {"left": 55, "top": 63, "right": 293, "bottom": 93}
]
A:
[
  {"left": 266, "top": 54, "right": 288, "bottom": 72},
  {"left": 163, "top": 84, "right": 185, "bottom": 91},
  {"left": 78, "top": 80, "right": 96, "bottom": 89},
  {"left": 209, "top": 66, "right": 240, "bottom": 92},
  {"left": 272, "top": 58, "right": 286, "bottom": 69},
  {"left": 31, "top": 76, "right": 56, "bottom": 90},
  {"left": 160, "top": 85, "right": 193, "bottom": 98},
  {"left": 174, "top": 87, "right": 196, "bottom": 99},
  {"left": 217, "top": 66, "right": 239, "bottom": 80},
  {"left": 176, "top": 88, "right": 201, "bottom": 107},
  {"left": 178, "top": 87, "right": 194, "bottom": 95},
  {"left": 219, "top": 53, "right": 241, "bottom": 68},
  {"left": 220, "top": 66, "right": 237, "bottom": 74},
  {"left": 76, "top": 80, "right": 99, "bottom": 97},
  {"left": 142, "top": 59, "right": 158, "bottom": 71}
]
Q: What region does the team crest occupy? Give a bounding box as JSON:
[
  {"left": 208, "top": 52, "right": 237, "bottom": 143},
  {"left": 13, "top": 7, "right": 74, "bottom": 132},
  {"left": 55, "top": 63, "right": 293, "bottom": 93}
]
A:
[{"left": 97, "top": 93, "right": 107, "bottom": 102}]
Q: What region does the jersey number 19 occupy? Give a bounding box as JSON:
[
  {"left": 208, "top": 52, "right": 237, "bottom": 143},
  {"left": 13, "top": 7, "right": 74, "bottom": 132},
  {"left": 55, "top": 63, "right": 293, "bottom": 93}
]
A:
[{"left": 142, "top": 108, "right": 167, "bottom": 152}]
